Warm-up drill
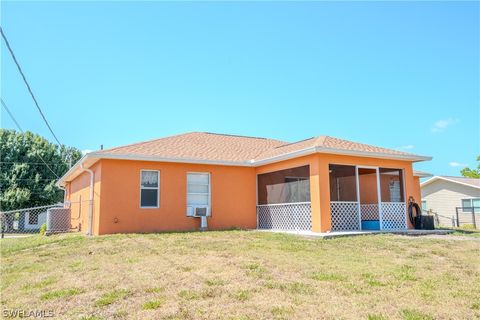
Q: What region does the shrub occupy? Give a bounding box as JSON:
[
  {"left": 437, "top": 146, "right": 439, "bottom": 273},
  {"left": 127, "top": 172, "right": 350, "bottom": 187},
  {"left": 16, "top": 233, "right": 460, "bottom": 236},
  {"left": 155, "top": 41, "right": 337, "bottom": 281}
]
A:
[{"left": 39, "top": 223, "right": 47, "bottom": 235}]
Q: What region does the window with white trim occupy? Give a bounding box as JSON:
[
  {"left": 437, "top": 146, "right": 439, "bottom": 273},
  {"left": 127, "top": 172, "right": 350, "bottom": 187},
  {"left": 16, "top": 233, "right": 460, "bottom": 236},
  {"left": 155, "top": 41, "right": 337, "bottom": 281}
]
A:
[
  {"left": 187, "top": 173, "right": 210, "bottom": 207},
  {"left": 140, "top": 170, "right": 159, "bottom": 208},
  {"left": 421, "top": 200, "right": 427, "bottom": 212},
  {"left": 462, "top": 198, "right": 480, "bottom": 213}
]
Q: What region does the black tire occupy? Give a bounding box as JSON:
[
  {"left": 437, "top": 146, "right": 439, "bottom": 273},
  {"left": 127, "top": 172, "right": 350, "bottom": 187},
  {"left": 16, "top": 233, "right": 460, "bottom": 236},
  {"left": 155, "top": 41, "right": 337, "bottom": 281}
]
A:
[{"left": 408, "top": 202, "right": 421, "bottom": 225}]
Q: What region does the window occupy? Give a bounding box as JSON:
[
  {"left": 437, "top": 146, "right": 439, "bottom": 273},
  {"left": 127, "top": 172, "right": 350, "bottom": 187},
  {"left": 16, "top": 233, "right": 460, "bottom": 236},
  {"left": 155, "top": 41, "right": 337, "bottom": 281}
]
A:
[
  {"left": 421, "top": 200, "right": 427, "bottom": 212},
  {"left": 187, "top": 173, "right": 210, "bottom": 207},
  {"left": 462, "top": 198, "right": 480, "bottom": 213},
  {"left": 28, "top": 212, "right": 38, "bottom": 225},
  {"left": 140, "top": 170, "right": 159, "bottom": 208},
  {"left": 379, "top": 168, "right": 404, "bottom": 203}
]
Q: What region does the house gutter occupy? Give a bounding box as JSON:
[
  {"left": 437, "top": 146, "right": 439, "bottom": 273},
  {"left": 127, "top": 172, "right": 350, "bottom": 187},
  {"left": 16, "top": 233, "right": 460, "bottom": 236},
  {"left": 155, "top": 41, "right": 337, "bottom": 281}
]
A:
[{"left": 80, "top": 162, "right": 95, "bottom": 236}]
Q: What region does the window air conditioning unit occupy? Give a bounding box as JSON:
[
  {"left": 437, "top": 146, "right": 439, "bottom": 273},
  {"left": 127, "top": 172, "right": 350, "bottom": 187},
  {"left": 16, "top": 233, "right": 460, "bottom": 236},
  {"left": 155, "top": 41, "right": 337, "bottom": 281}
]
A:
[
  {"left": 186, "top": 206, "right": 210, "bottom": 217},
  {"left": 193, "top": 206, "right": 209, "bottom": 217}
]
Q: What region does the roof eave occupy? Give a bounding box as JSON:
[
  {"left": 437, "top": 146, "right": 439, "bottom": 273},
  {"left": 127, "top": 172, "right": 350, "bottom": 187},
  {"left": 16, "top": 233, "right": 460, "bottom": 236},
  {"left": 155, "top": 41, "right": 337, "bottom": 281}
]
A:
[
  {"left": 55, "top": 154, "right": 99, "bottom": 187},
  {"left": 315, "top": 147, "right": 432, "bottom": 162},
  {"left": 413, "top": 171, "right": 434, "bottom": 178},
  {"left": 57, "top": 148, "right": 432, "bottom": 185},
  {"left": 89, "top": 152, "right": 251, "bottom": 167},
  {"left": 252, "top": 147, "right": 432, "bottom": 166},
  {"left": 420, "top": 176, "right": 480, "bottom": 190}
]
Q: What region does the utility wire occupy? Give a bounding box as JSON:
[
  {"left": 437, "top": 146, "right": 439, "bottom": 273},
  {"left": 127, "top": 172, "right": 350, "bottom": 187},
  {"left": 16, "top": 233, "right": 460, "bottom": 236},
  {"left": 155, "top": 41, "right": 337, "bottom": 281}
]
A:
[
  {"left": 1, "top": 27, "right": 62, "bottom": 146},
  {"left": 1, "top": 99, "right": 60, "bottom": 178},
  {"left": 1, "top": 99, "right": 23, "bottom": 131},
  {"left": 1, "top": 161, "right": 64, "bottom": 166}
]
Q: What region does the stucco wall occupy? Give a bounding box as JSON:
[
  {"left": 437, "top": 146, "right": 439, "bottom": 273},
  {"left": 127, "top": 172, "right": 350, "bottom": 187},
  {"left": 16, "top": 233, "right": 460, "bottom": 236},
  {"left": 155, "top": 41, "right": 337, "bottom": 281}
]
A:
[
  {"left": 66, "top": 162, "right": 102, "bottom": 234},
  {"left": 412, "top": 177, "right": 422, "bottom": 207},
  {"left": 93, "top": 159, "right": 256, "bottom": 235}
]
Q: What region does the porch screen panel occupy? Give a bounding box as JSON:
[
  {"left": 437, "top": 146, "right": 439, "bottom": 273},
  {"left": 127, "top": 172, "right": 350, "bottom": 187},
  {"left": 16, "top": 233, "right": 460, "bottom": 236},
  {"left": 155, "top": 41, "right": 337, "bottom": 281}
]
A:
[
  {"left": 379, "top": 168, "right": 404, "bottom": 203},
  {"left": 257, "top": 165, "right": 310, "bottom": 205},
  {"left": 329, "top": 165, "right": 357, "bottom": 202},
  {"left": 379, "top": 168, "right": 406, "bottom": 230}
]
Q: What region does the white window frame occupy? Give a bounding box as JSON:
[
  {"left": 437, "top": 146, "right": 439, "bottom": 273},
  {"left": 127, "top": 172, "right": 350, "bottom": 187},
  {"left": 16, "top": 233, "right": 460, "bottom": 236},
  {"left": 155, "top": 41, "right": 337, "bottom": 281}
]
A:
[
  {"left": 140, "top": 170, "right": 160, "bottom": 209},
  {"left": 421, "top": 200, "right": 427, "bottom": 210},
  {"left": 462, "top": 198, "right": 480, "bottom": 213},
  {"left": 186, "top": 172, "right": 211, "bottom": 214}
]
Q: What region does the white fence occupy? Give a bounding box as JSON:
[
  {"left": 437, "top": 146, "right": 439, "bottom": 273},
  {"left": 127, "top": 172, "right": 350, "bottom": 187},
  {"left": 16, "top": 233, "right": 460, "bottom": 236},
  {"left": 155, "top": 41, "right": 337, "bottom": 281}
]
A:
[
  {"left": 330, "top": 201, "right": 360, "bottom": 231},
  {"left": 381, "top": 202, "right": 407, "bottom": 230},
  {"left": 330, "top": 201, "right": 407, "bottom": 231},
  {"left": 257, "top": 202, "right": 311, "bottom": 231}
]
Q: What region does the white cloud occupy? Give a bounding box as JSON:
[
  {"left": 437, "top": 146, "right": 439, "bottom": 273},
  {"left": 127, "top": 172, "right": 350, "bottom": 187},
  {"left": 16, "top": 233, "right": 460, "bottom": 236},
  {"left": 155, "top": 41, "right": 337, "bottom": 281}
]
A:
[
  {"left": 431, "top": 118, "right": 459, "bottom": 133},
  {"left": 449, "top": 161, "right": 468, "bottom": 168},
  {"left": 81, "top": 149, "right": 93, "bottom": 155},
  {"left": 397, "top": 145, "right": 415, "bottom": 150}
]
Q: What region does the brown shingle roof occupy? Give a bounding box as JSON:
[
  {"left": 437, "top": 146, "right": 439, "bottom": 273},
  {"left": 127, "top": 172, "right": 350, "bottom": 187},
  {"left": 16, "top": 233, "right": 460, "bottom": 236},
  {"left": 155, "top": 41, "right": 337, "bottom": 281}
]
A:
[
  {"left": 254, "top": 135, "right": 416, "bottom": 161},
  {"left": 97, "top": 132, "right": 285, "bottom": 163},
  {"left": 58, "top": 132, "right": 431, "bottom": 185},
  {"left": 94, "top": 132, "right": 427, "bottom": 164}
]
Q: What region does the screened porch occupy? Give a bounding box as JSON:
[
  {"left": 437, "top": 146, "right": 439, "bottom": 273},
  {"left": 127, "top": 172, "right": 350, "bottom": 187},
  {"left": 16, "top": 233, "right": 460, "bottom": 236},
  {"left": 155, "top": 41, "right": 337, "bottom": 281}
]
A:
[
  {"left": 329, "top": 164, "right": 407, "bottom": 232},
  {"left": 256, "top": 165, "right": 312, "bottom": 231}
]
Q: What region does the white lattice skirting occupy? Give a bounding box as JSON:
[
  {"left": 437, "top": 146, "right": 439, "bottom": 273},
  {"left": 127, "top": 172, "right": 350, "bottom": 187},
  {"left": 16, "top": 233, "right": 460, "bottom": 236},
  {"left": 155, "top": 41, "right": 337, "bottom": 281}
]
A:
[
  {"left": 360, "top": 204, "right": 379, "bottom": 220},
  {"left": 330, "top": 201, "right": 360, "bottom": 231},
  {"left": 257, "top": 202, "right": 311, "bottom": 231},
  {"left": 381, "top": 202, "right": 407, "bottom": 230},
  {"left": 331, "top": 201, "right": 407, "bottom": 231}
]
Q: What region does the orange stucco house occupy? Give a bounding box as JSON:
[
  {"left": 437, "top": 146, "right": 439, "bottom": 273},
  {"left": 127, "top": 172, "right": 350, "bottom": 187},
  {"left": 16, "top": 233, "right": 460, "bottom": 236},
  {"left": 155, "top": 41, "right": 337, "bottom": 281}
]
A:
[{"left": 57, "top": 132, "right": 431, "bottom": 236}]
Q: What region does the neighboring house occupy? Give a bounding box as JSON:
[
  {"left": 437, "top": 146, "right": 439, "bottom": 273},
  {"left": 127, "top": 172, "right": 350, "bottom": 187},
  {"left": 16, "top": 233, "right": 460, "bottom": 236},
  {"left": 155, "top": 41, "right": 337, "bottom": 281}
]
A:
[
  {"left": 23, "top": 209, "right": 47, "bottom": 230},
  {"left": 56, "top": 132, "right": 431, "bottom": 235},
  {"left": 421, "top": 176, "right": 480, "bottom": 226}
]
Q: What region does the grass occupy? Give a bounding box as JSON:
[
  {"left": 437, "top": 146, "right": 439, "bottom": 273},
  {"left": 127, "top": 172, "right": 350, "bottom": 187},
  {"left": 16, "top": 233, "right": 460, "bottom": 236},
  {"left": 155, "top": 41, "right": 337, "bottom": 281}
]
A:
[
  {"left": 400, "top": 308, "right": 435, "bottom": 320},
  {"left": 142, "top": 299, "right": 164, "bottom": 310},
  {"left": 1, "top": 231, "right": 479, "bottom": 319},
  {"left": 40, "top": 288, "right": 84, "bottom": 300},
  {"left": 95, "top": 289, "right": 131, "bottom": 307},
  {"left": 449, "top": 227, "right": 480, "bottom": 238}
]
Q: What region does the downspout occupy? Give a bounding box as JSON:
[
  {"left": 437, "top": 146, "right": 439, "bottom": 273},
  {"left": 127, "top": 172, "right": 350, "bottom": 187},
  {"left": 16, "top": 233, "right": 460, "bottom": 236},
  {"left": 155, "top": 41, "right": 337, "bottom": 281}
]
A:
[{"left": 80, "top": 162, "right": 95, "bottom": 236}]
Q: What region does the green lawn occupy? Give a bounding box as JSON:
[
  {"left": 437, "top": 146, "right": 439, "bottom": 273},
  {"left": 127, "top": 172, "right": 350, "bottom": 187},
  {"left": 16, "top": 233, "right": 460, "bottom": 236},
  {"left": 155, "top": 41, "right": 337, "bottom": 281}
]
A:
[{"left": 1, "top": 231, "right": 479, "bottom": 319}]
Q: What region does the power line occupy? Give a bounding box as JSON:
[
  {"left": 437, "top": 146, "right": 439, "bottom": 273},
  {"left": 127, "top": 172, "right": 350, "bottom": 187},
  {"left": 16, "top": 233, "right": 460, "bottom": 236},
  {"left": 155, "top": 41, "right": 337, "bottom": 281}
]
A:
[
  {"left": 0, "top": 179, "right": 58, "bottom": 182},
  {"left": 0, "top": 27, "right": 62, "bottom": 146},
  {"left": 1, "top": 99, "right": 23, "bottom": 131},
  {"left": 1, "top": 99, "right": 60, "bottom": 178},
  {"left": 1, "top": 161, "right": 64, "bottom": 166}
]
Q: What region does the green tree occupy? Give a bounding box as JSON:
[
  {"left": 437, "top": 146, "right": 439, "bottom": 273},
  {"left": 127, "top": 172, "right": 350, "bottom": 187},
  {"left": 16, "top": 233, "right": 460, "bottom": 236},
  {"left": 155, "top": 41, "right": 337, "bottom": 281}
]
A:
[
  {"left": 0, "top": 129, "right": 82, "bottom": 211},
  {"left": 460, "top": 155, "right": 480, "bottom": 178}
]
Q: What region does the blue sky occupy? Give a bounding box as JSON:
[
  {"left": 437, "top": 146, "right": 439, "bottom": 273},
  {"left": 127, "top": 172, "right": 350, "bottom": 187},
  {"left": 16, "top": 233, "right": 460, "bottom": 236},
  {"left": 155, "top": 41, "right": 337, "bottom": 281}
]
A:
[{"left": 1, "top": 1, "right": 479, "bottom": 176}]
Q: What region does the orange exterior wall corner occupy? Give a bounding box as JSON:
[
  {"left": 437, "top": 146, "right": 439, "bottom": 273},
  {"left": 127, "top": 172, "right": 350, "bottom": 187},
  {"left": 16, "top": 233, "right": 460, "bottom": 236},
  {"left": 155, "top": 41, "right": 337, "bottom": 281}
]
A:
[{"left": 65, "top": 161, "right": 102, "bottom": 235}]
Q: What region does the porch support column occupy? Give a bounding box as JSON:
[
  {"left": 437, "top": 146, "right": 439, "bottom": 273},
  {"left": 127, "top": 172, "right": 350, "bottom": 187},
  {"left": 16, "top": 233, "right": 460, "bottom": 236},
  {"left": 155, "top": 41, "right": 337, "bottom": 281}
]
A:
[
  {"left": 318, "top": 157, "right": 331, "bottom": 232},
  {"left": 310, "top": 156, "right": 331, "bottom": 233},
  {"left": 310, "top": 158, "right": 322, "bottom": 232}
]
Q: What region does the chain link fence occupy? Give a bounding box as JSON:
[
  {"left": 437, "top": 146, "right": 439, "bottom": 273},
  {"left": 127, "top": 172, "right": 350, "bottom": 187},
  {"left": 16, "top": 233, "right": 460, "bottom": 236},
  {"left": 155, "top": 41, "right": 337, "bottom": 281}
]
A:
[
  {"left": 454, "top": 206, "right": 479, "bottom": 229},
  {"left": 0, "top": 201, "right": 89, "bottom": 237},
  {"left": 425, "top": 207, "right": 480, "bottom": 229}
]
